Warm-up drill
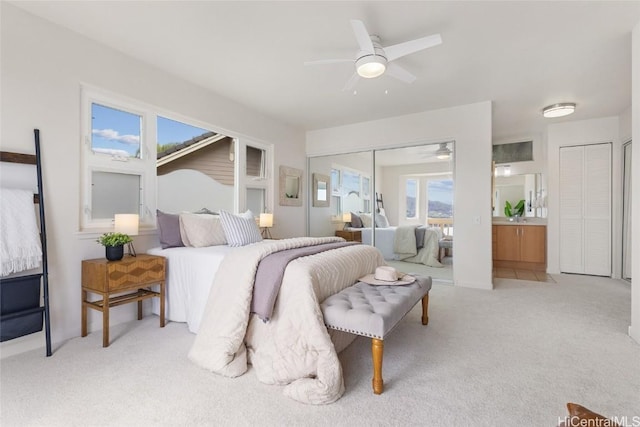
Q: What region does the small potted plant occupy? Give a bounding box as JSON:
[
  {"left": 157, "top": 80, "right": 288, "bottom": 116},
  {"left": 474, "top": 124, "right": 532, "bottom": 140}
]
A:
[{"left": 97, "top": 232, "right": 132, "bottom": 261}]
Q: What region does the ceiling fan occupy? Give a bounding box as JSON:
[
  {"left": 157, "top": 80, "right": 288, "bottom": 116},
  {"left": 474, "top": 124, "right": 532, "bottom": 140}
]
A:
[
  {"left": 305, "top": 19, "right": 442, "bottom": 91},
  {"left": 419, "top": 143, "right": 452, "bottom": 160}
]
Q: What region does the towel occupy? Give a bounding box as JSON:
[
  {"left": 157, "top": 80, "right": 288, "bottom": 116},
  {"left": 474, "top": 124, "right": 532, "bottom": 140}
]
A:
[{"left": 0, "top": 188, "right": 42, "bottom": 277}]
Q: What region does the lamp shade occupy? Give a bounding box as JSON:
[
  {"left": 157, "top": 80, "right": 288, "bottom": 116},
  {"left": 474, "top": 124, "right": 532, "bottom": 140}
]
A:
[
  {"left": 114, "top": 214, "right": 139, "bottom": 236},
  {"left": 259, "top": 213, "right": 273, "bottom": 228},
  {"left": 342, "top": 212, "right": 352, "bottom": 223}
]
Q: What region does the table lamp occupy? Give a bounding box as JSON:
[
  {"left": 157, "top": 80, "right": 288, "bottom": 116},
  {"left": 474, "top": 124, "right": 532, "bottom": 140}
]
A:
[
  {"left": 259, "top": 213, "right": 273, "bottom": 239},
  {"left": 114, "top": 213, "right": 139, "bottom": 257}
]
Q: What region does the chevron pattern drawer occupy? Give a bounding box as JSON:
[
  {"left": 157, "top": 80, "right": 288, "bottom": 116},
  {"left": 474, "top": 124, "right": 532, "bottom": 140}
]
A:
[{"left": 81, "top": 254, "right": 166, "bottom": 347}]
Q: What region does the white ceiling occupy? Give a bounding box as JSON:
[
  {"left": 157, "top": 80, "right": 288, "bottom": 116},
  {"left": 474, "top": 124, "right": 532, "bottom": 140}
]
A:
[{"left": 12, "top": 1, "right": 640, "bottom": 140}]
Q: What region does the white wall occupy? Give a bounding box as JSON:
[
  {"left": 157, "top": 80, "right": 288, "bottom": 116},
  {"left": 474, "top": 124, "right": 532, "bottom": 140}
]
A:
[
  {"left": 630, "top": 20, "right": 640, "bottom": 344},
  {"left": 0, "top": 4, "right": 305, "bottom": 356},
  {"left": 307, "top": 102, "right": 493, "bottom": 289},
  {"left": 546, "top": 117, "right": 622, "bottom": 278}
]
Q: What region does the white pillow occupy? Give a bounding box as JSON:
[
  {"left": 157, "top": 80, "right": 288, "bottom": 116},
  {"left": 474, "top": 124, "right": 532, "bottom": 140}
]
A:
[
  {"left": 219, "top": 210, "right": 263, "bottom": 247},
  {"left": 360, "top": 213, "right": 373, "bottom": 228},
  {"left": 179, "top": 213, "right": 227, "bottom": 247},
  {"left": 375, "top": 213, "right": 389, "bottom": 228}
]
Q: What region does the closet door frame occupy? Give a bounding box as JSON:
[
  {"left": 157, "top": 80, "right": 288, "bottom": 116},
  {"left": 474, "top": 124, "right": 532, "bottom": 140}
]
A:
[
  {"left": 559, "top": 142, "right": 612, "bottom": 276},
  {"left": 622, "top": 141, "right": 632, "bottom": 281}
]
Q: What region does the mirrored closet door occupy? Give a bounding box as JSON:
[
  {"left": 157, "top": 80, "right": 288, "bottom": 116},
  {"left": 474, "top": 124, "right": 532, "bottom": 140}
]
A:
[{"left": 308, "top": 141, "right": 454, "bottom": 283}]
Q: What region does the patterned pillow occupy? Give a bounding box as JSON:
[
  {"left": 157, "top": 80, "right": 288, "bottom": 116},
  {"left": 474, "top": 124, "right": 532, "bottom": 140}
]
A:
[
  {"left": 156, "top": 210, "right": 184, "bottom": 249},
  {"left": 179, "top": 213, "right": 227, "bottom": 247},
  {"left": 219, "top": 210, "right": 263, "bottom": 247}
]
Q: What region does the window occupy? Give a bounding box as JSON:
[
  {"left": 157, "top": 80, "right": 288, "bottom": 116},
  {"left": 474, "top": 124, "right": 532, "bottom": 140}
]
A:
[
  {"left": 426, "top": 178, "right": 453, "bottom": 218},
  {"left": 91, "top": 104, "right": 141, "bottom": 159},
  {"left": 332, "top": 165, "right": 371, "bottom": 216},
  {"left": 406, "top": 179, "right": 418, "bottom": 219},
  {"left": 331, "top": 168, "right": 341, "bottom": 217},
  {"left": 82, "top": 86, "right": 274, "bottom": 231},
  {"left": 236, "top": 139, "right": 273, "bottom": 216},
  {"left": 81, "top": 87, "right": 155, "bottom": 230}
]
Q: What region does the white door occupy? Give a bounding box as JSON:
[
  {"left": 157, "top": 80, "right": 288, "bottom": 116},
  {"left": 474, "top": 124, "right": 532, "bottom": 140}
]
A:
[{"left": 559, "top": 143, "right": 611, "bottom": 276}]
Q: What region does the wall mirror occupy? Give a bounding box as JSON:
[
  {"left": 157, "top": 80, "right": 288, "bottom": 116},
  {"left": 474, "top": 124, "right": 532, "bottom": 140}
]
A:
[
  {"left": 493, "top": 173, "right": 546, "bottom": 218},
  {"left": 312, "top": 173, "right": 330, "bottom": 207},
  {"left": 279, "top": 165, "right": 302, "bottom": 206}
]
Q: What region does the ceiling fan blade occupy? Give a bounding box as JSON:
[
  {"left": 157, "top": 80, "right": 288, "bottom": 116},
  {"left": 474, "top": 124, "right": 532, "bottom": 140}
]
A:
[
  {"left": 350, "top": 19, "right": 374, "bottom": 54},
  {"left": 384, "top": 33, "right": 442, "bottom": 62},
  {"left": 304, "top": 59, "right": 353, "bottom": 66},
  {"left": 342, "top": 72, "right": 360, "bottom": 91},
  {"left": 386, "top": 63, "right": 416, "bottom": 84}
]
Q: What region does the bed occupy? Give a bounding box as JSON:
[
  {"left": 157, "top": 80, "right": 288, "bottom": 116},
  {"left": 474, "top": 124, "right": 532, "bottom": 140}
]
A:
[
  {"left": 347, "top": 224, "right": 443, "bottom": 267},
  {"left": 148, "top": 210, "right": 385, "bottom": 404}
]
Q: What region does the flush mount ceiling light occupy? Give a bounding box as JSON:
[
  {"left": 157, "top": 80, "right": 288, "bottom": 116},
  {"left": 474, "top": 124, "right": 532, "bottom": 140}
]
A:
[
  {"left": 435, "top": 142, "right": 452, "bottom": 160},
  {"left": 542, "top": 103, "right": 576, "bottom": 118}
]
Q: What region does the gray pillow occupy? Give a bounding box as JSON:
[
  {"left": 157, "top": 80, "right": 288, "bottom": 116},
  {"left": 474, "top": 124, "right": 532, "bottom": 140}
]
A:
[
  {"left": 156, "top": 210, "right": 184, "bottom": 249},
  {"left": 349, "top": 212, "right": 363, "bottom": 228}
]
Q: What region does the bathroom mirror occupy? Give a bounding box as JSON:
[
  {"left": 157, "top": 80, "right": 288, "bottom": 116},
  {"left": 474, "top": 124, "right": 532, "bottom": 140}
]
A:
[
  {"left": 279, "top": 165, "right": 302, "bottom": 206},
  {"left": 312, "top": 173, "right": 330, "bottom": 207},
  {"left": 493, "top": 173, "right": 545, "bottom": 218}
]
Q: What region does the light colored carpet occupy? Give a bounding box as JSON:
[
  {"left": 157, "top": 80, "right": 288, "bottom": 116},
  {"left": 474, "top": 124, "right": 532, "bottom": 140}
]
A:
[
  {"left": 2, "top": 274, "right": 639, "bottom": 426},
  {"left": 387, "top": 257, "right": 453, "bottom": 282}
]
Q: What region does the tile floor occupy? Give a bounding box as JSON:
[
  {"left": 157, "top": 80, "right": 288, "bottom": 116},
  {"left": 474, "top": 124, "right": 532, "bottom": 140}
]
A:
[{"left": 493, "top": 268, "right": 556, "bottom": 283}]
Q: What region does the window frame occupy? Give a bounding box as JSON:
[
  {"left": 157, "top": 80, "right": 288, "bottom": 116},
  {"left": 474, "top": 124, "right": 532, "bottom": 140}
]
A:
[
  {"left": 404, "top": 177, "right": 419, "bottom": 220},
  {"left": 235, "top": 137, "right": 274, "bottom": 216},
  {"left": 80, "top": 86, "right": 156, "bottom": 231},
  {"left": 331, "top": 163, "right": 371, "bottom": 217}
]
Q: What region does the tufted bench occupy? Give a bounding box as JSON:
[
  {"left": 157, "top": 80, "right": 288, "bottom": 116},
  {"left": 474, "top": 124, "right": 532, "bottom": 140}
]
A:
[{"left": 320, "top": 275, "right": 432, "bottom": 394}]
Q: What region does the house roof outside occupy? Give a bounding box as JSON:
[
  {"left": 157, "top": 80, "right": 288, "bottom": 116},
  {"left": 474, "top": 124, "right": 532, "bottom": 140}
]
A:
[{"left": 156, "top": 132, "right": 227, "bottom": 167}]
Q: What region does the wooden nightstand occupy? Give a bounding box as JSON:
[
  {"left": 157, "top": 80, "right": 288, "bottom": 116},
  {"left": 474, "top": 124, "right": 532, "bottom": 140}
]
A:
[
  {"left": 81, "top": 254, "right": 166, "bottom": 347},
  {"left": 335, "top": 230, "right": 362, "bottom": 242}
]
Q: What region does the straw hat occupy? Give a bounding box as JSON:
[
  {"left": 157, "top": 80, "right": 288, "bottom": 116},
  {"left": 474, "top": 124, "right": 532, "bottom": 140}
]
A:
[{"left": 359, "top": 266, "right": 416, "bottom": 286}]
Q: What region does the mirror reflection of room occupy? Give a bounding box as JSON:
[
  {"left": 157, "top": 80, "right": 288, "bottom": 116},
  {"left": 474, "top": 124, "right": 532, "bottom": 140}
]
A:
[
  {"left": 308, "top": 142, "right": 454, "bottom": 283},
  {"left": 493, "top": 171, "right": 546, "bottom": 220}
]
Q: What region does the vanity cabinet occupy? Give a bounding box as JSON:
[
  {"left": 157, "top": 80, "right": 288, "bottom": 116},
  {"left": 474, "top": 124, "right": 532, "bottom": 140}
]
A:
[{"left": 493, "top": 224, "right": 546, "bottom": 271}]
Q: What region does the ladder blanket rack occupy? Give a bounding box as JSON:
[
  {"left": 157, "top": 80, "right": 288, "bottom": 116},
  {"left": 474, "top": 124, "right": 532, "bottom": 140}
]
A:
[{"left": 0, "top": 129, "right": 52, "bottom": 356}]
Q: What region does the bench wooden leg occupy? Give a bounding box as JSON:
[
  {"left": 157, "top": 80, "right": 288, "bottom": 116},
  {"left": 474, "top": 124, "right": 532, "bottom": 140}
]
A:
[
  {"left": 421, "top": 294, "right": 429, "bottom": 325},
  {"left": 372, "top": 338, "right": 384, "bottom": 394}
]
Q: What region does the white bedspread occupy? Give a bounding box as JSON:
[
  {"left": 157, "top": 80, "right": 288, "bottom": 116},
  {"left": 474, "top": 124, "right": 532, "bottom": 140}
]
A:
[
  {"left": 188, "top": 237, "right": 384, "bottom": 404},
  {"left": 148, "top": 245, "right": 233, "bottom": 333},
  {"left": 0, "top": 188, "right": 42, "bottom": 277}
]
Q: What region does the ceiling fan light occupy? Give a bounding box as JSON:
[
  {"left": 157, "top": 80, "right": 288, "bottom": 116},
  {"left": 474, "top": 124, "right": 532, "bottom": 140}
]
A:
[
  {"left": 356, "top": 56, "right": 386, "bottom": 78},
  {"left": 542, "top": 103, "right": 576, "bottom": 118},
  {"left": 435, "top": 143, "right": 451, "bottom": 159}
]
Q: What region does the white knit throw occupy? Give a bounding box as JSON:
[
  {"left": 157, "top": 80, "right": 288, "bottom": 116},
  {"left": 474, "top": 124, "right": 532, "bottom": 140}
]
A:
[{"left": 0, "top": 188, "right": 42, "bottom": 277}]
